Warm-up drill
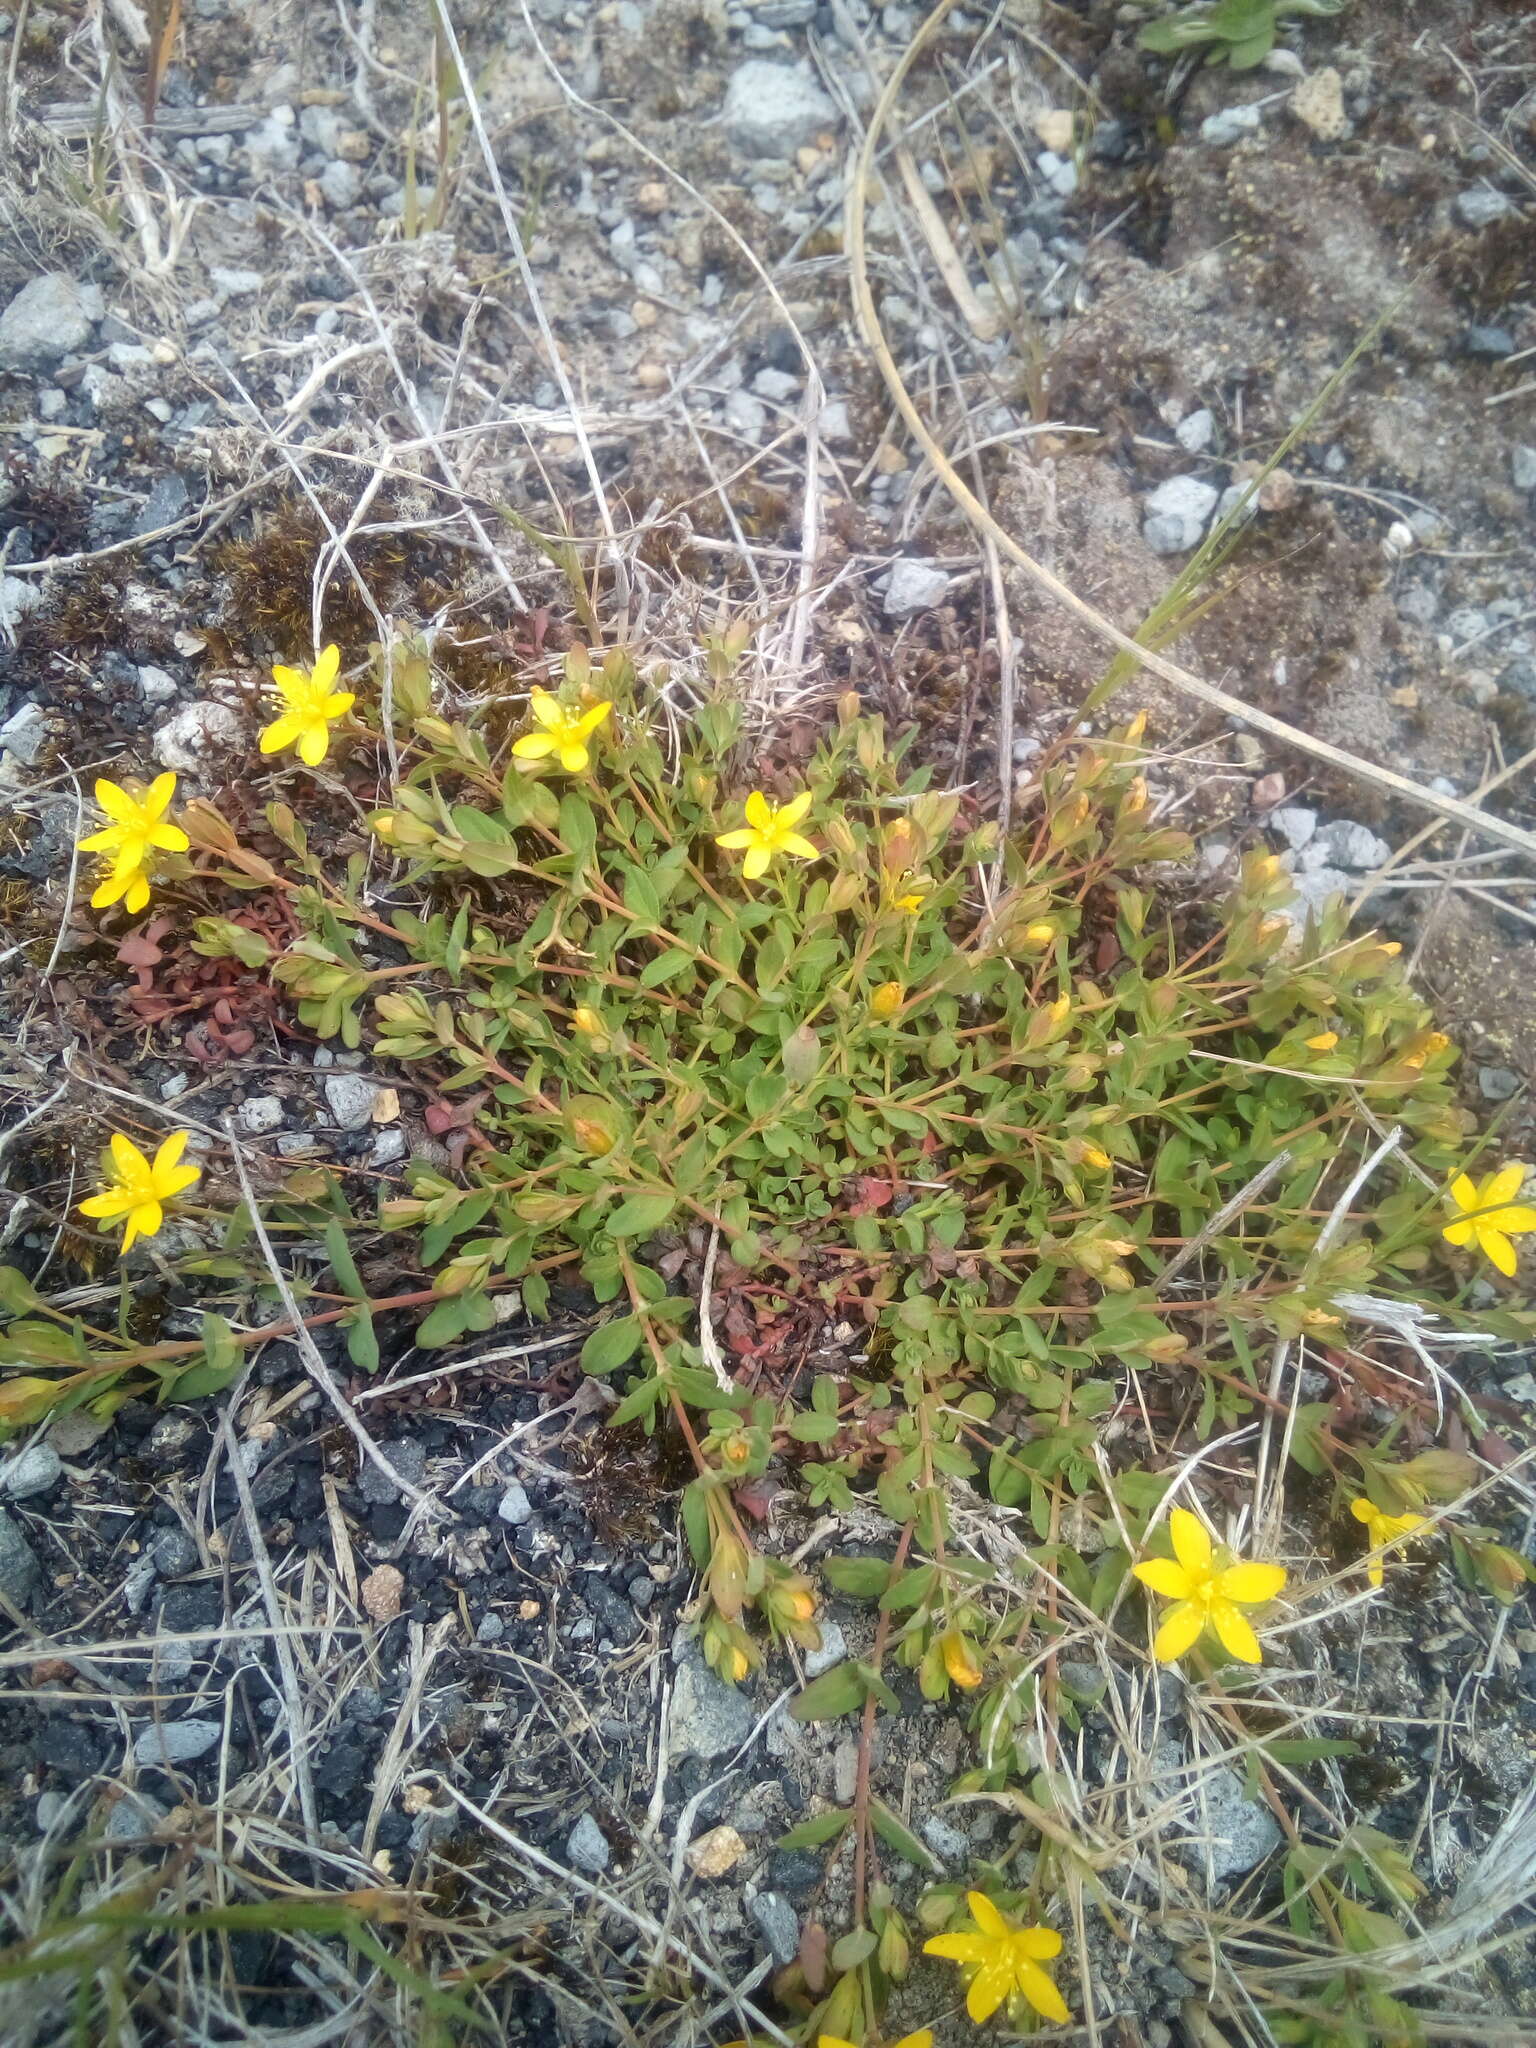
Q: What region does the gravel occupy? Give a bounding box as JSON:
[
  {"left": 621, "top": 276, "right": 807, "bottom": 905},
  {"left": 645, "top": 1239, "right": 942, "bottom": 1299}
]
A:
[
  {"left": 668, "top": 1646, "right": 757, "bottom": 1759},
  {"left": 723, "top": 60, "right": 838, "bottom": 159},
  {"left": 1199, "top": 105, "right": 1262, "bottom": 147},
  {"left": 0, "top": 272, "right": 103, "bottom": 371},
  {"left": 133, "top": 1718, "right": 223, "bottom": 1766},
  {"left": 0, "top": 1445, "right": 62, "bottom": 1500},
  {"left": 1465, "top": 324, "right": 1515, "bottom": 360},
  {"left": 1512, "top": 446, "right": 1536, "bottom": 493},
  {"left": 883, "top": 558, "right": 951, "bottom": 617},
  {"left": 153, "top": 699, "right": 242, "bottom": 774},
  {"left": 1175, "top": 408, "right": 1215, "bottom": 454},
  {"left": 497, "top": 1481, "right": 533, "bottom": 1526},
  {"left": 323, "top": 1073, "right": 386, "bottom": 1128},
  {"left": 0, "top": 1508, "right": 42, "bottom": 1606},
  {"left": 360, "top": 1439, "right": 426, "bottom": 1505},
  {"left": 1304, "top": 819, "right": 1392, "bottom": 871},
  {"left": 1455, "top": 188, "right": 1512, "bottom": 229},
  {"left": 566, "top": 1811, "right": 611, "bottom": 1874},
  {"left": 1143, "top": 474, "right": 1218, "bottom": 554},
  {"left": 1196, "top": 1766, "right": 1283, "bottom": 1880},
  {"left": 236, "top": 1095, "right": 285, "bottom": 1134},
  {"left": 749, "top": 1889, "right": 800, "bottom": 1964},
  {"left": 1479, "top": 1067, "right": 1521, "bottom": 1103},
  {"left": 1269, "top": 806, "right": 1317, "bottom": 852},
  {"left": 803, "top": 1617, "right": 847, "bottom": 1678}
]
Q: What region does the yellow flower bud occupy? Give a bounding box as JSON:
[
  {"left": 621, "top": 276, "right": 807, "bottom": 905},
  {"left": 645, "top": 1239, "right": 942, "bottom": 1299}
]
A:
[
  {"left": 728, "top": 1646, "right": 750, "bottom": 1682},
  {"left": 1082, "top": 1144, "right": 1112, "bottom": 1170},
  {"left": 1380, "top": 941, "right": 1401, "bottom": 956},
  {"left": 940, "top": 1628, "right": 983, "bottom": 1689},
  {"left": 1022, "top": 922, "right": 1056, "bottom": 947},
  {"left": 871, "top": 981, "right": 904, "bottom": 1018},
  {"left": 571, "top": 1005, "right": 612, "bottom": 1052},
  {"left": 571, "top": 1117, "right": 615, "bottom": 1156},
  {"left": 721, "top": 1432, "right": 752, "bottom": 1467},
  {"left": 1305, "top": 1031, "right": 1339, "bottom": 1051},
  {"left": 1125, "top": 709, "right": 1148, "bottom": 745}
]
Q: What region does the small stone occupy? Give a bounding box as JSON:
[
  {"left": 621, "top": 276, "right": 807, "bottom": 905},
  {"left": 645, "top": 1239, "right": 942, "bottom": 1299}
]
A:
[
  {"left": 1512, "top": 447, "right": 1536, "bottom": 492},
  {"left": 1175, "top": 408, "right": 1214, "bottom": 453},
  {"left": 920, "top": 1815, "right": 969, "bottom": 1863},
  {"left": 1196, "top": 1767, "right": 1283, "bottom": 1880},
  {"left": 1146, "top": 474, "right": 1219, "bottom": 526},
  {"left": 1310, "top": 819, "right": 1392, "bottom": 870},
  {"left": 753, "top": 366, "right": 800, "bottom": 402},
  {"left": 685, "top": 1823, "right": 748, "bottom": 1878},
  {"left": 153, "top": 699, "right": 241, "bottom": 775},
  {"left": 323, "top": 1073, "right": 385, "bottom": 1129},
  {"left": 368, "top": 1127, "right": 408, "bottom": 1167},
  {"left": 497, "top": 1481, "right": 533, "bottom": 1526},
  {"left": 1270, "top": 806, "right": 1317, "bottom": 852},
  {"left": 361, "top": 1440, "right": 426, "bottom": 1505},
  {"left": 668, "top": 1648, "right": 756, "bottom": 1759},
  {"left": 35, "top": 1791, "right": 70, "bottom": 1832},
  {"left": 723, "top": 389, "right": 767, "bottom": 438},
  {"left": 318, "top": 160, "right": 362, "bottom": 209},
  {"left": 818, "top": 399, "right": 853, "bottom": 443},
  {"left": 1032, "top": 108, "right": 1074, "bottom": 153},
  {"left": 1465, "top": 325, "right": 1515, "bottom": 360},
  {"left": 1200, "top": 104, "right": 1262, "bottom": 148},
  {"left": 749, "top": 1890, "right": 799, "bottom": 1965},
  {"left": 237, "top": 1095, "right": 284, "bottom": 1135},
  {"left": 752, "top": 0, "right": 816, "bottom": 22},
  {"left": 803, "top": 1618, "right": 847, "bottom": 1678},
  {"left": 209, "top": 266, "right": 264, "bottom": 299},
  {"left": 566, "top": 1812, "right": 610, "bottom": 1874},
  {"left": 0, "top": 273, "right": 102, "bottom": 372},
  {"left": 138, "top": 664, "right": 179, "bottom": 704},
  {"left": 134, "top": 1718, "right": 222, "bottom": 1766},
  {"left": 49, "top": 1411, "right": 108, "bottom": 1457},
  {"left": 476, "top": 1612, "right": 505, "bottom": 1643},
  {"left": 1479, "top": 1067, "right": 1520, "bottom": 1103},
  {"left": 360, "top": 1564, "right": 405, "bottom": 1622},
  {"left": 0, "top": 1445, "right": 62, "bottom": 1500},
  {"left": 104, "top": 1789, "right": 167, "bottom": 1842},
  {"left": 1290, "top": 67, "right": 1346, "bottom": 141},
  {"left": 149, "top": 1527, "right": 199, "bottom": 1577},
  {"left": 0, "top": 701, "right": 48, "bottom": 766},
  {"left": 133, "top": 472, "right": 191, "bottom": 538},
  {"left": 883, "top": 557, "right": 951, "bottom": 618},
  {"left": 0, "top": 1508, "right": 42, "bottom": 1606},
  {"left": 1282, "top": 865, "right": 1351, "bottom": 923},
  {"left": 723, "top": 61, "right": 839, "bottom": 160},
  {"left": 1456, "top": 189, "right": 1511, "bottom": 229}
]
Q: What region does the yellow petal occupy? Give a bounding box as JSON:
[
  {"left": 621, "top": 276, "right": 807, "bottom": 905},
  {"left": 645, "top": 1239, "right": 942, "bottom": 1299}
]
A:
[
  {"left": 1449, "top": 1173, "right": 1479, "bottom": 1215},
  {"left": 77, "top": 826, "right": 121, "bottom": 854},
  {"left": 120, "top": 1211, "right": 141, "bottom": 1254},
  {"left": 270, "top": 663, "right": 309, "bottom": 698},
  {"left": 299, "top": 723, "right": 330, "bottom": 767},
  {"left": 924, "top": 1933, "right": 993, "bottom": 1965},
  {"left": 966, "top": 1891, "right": 1007, "bottom": 1938},
  {"left": 1216, "top": 1562, "right": 1286, "bottom": 1605},
  {"left": 153, "top": 1131, "right": 188, "bottom": 1175},
  {"left": 744, "top": 790, "right": 772, "bottom": 831},
  {"left": 557, "top": 741, "right": 590, "bottom": 773},
  {"left": 1350, "top": 1497, "right": 1376, "bottom": 1527},
  {"left": 1017, "top": 1960, "right": 1070, "bottom": 2024},
  {"left": 90, "top": 871, "right": 129, "bottom": 909},
  {"left": 1169, "top": 1508, "right": 1212, "bottom": 1576},
  {"left": 149, "top": 823, "right": 190, "bottom": 853},
  {"left": 1152, "top": 1601, "right": 1205, "bottom": 1664},
  {"left": 742, "top": 844, "right": 771, "bottom": 881},
  {"left": 576, "top": 701, "right": 612, "bottom": 737},
  {"left": 528, "top": 688, "right": 561, "bottom": 730},
  {"left": 1133, "top": 1558, "right": 1193, "bottom": 1599},
  {"left": 1487, "top": 1205, "right": 1536, "bottom": 1233},
  {"left": 966, "top": 1959, "right": 1014, "bottom": 2025},
  {"left": 127, "top": 1199, "right": 164, "bottom": 1244},
  {"left": 512, "top": 732, "right": 556, "bottom": 760},
  {"left": 80, "top": 1189, "right": 134, "bottom": 1220},
  {"left": 778, "top": 790, "right": 812, "bottom": 827},
  {"left": 1366, "top": 1558, "right": 1385, "bottom": 1588},
  {"left": 1441, "top": 1217, "right": 1475, "bottom": 1248},
  {"left": 1477, "top": 1227, "right": 1518, "bottom": 1277},
  {"left": 781, "top": 833, "right": 819, "bottom": 862},
  {"left": 1210, "top": 1600, "right": 1262, "bottom": 1664},
  {"left": 261, "top": 715, "right": 302, "bottom": 755},
  {"left": 124, "top": 872, "right": 151, "bottom": 914},
  {"left": 323, "top": 691, "right": 356, "bottom": 719},
  {"left": 1483, "top": 1164, "right": 1527, "bottom": 1209},
  {"left": 715, "top": 829, "right": 756, "bottom": 850},
  {"left": 893, "top": 2034, "right": 934, "bottom": 2048},
  {"left": 144, "top": 772, "right": 178, "bottom": 820},
  {"left": 94, "top": 779, "right": 139, "bottom": 824},
  {"left": 110, "top": 1132, "right": 148, "bottom": 1178},
  {"left": 1017, "top": 1927, "right": 1061, "bottom": 1961},
  {"left": 312, "top": 644, "right": 341, "bottom": 691}
]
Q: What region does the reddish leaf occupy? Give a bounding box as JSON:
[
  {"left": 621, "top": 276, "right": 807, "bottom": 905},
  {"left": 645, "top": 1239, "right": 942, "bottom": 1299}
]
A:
[
  {"left": 1095, "top": 931, "right": 1121, "bottom": 973},
  {"left": 735, "top": 1478, "right": 781, "bottom": 1522},
  {"left": 798, "top": 1919, "right": 829, "bottom": 1994},
  {"left": 425, "top": 1092, "right": 486, "bottom": 1134},
  {"left": 116, "top": 921, "right": 170, "bottom": 969},
  {"left": 847, "top": 1176, "right": 895, "bottom": 1217},
  {"left": 1478, "top": 1430, "right": 1517, "bottom": 1469}
]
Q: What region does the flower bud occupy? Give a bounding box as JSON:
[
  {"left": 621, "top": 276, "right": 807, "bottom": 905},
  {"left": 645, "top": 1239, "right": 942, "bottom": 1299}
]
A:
[
  {"left": 1305, "top": 1031, "right": 1339, "bottom": 1051},
  {"left": 571, "top": 1005, "right": 612, "bottom": 1053},
  {"left": 940, "top": 1628, "right": 983, "bottom": 1689},
  {"left": 1022, "top": 922, "right": 1056, "bottom": 948},
  {"left": 870, "top": 981, "right": 903, "bottom": 1019}
]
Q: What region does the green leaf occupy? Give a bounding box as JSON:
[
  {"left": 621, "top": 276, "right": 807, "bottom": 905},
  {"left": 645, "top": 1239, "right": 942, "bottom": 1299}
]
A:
[
  {"left": 0, "top": 1269, "right": 44, "bottom": 1318},
  {"left": 870, "top": 1798, "right": 940, "bottom": 1872},
  {"left": 777, "top": 1807, "right": 850, "bottom": 1852},
  {"left": 639, "top": 947, "right": 694, "bottom": 989},
  {"left": 580, "top": 1315, "right": 644, "bottom": 1375},
  {"left": 607, "top": 1190, "right": 677, "bottom": 1238},
  {"left": 417, "top": 1294, "right": 473, "bottom": 1347},
  {"left": 344, "top": 1307, "right": 380, "bottom": 1375},
  {"left": 622, "top": 867, "right": 662, "bottom": 925},
  {"left": 788, "top": 1660, "right": 865, "bottom": 1723},
  {"left": 558, "top": 792, "right": 597, "bottom": 870},
  {"left": 830, "top": 1928, "right": 877, "bottom": 1972},
  {"left": 821, "top": 1555, "right": 892, "bottom": 1599},
  {"left": 788, "top": 1412, "right": 839, "bottom": 1444},
  {"left": 190, "top": 917, "right": 272, "bottom": 969}
]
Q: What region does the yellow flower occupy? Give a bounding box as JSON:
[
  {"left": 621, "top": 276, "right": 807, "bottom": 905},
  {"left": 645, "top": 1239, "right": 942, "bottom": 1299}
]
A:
[
  {"left": 871, "top": 981, "right": 904, "bottom": 1019},
  {"left": 924, "top": 1891, "right": 1069, "bottom": 2026},
  {"left": 511, "top": 686, "right": 612, "bottom": 773},
  {"left": 260, "top": 644, "right": 356, "bottom": 767},
  {"left": 77, "top": 774, "right": 189, "bottom": 914},
  {"left": 571, "top": 1006, "right": 612, "bottom": 1053},
  {"left": 1442, "top": 1165, "right": 1536, "bottom": 1279},
  {"left": 820, "top": 2034, "right": 933, "bottom": 2048},
  {"left": 940, "top": 1627, "right": 983, "bottom": 1689},
  {"left": 1022, "top": 922, "right": 1056, "bottom": 947},
  {"left": 892, "top": 883, "right": 930, "bottom": 913},
  {"left": 714, "top": 789, "right": 818, "bottom": 881},
  {"left": 1081, "top": 1143, "right": 1112, "bottom": 1171},
  {"left": 1132, "top": 1507, "right": 1287, "bottom": 1665},
  {"left": 1350, "top": 1497, "right": 1427, "bottom": 1589},
  {"left": 79, "top": 1130, "right": 201, "bottom": 1254},
  {"left": 1305, "top": 1031, "right": 1339, "bottom": 1052}
]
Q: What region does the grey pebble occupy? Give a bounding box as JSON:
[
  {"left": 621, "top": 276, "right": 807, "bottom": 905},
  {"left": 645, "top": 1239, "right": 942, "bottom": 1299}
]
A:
[
  {"left": 35, "top": 1791, "right": 70, "bottom": 1833},
  {"left": 750, "top": 1890, "right": 800, "bottom": 1965},
  {"left": 319, "top": 160, "right": 362, "bottom": 210},
  {"left": 368, "top": 1126, "right": 408, "bottom": 1167},
  {"left": 237, "top": 1095, "right": 284, "bottom": 1135},
  {"left": 497, "top": 1481, "right": 533, "bottom": 1526},
  {"left": 0, "top": 1508, "right": 42, "bottom": 1607},
  {"left": 1397, "top": 583, "right": 1438, "bottom": 625},
  {"left": 323, "top": 1073, "right": 385, "bottom": 1129},
  {"left": 1199, "top": 104, "right": 1262, "bottom": 148},
  {"left": 138, "top": 663, "right": 179, "bottom": 704},
  {"left": 149, "top": 1527, "right": 199, "bottom": 1578},
  {"left": 0, "top": 701, "right": 49, "bottom": 766},
  {"left": 1197, "top": 1766, "right": 1283, "bottom": 1880},
  {"left": 668, "top": 1647, "right": 756, "bottom": 1759},
  {"left": 134, "top": 472, "right": 191, "bottom": 537},
  {"left": 1479, "top": 1067, "right": 1521, "bottom": 1103},
  {"left": 883, "top": 557, "right": 951, "bottom": 618},
  {"left": 0, "top": 1445, "right": 62, "bottom": 1500},
  {"left": 476, "top": 1612, "right": 505, "bottom": 1642},
  {"left": 723, "top": 60, "right": 838, "bottom": 159},
  {"left": 752, "top": 366, "right": 800, "bottom": 402},
  {"left": 920, "top": 1815, "right": 969, "bottom": 1864},
  {"left": 153, "top": 698, "right": 241, "bottom": 774},
  {"left": 1465, "top": 324, "right": 1515, "bottom": 360},
  {"left": 1455, "top": 189, "right": 1511, "bottom": 229},
  {"left": 209, "top": 266, "right": 264, "bottom": 299},
  {"left": 1175, "top": 407, "right": 1214, "bottom": 453},
  {"left": 1303, "top": 819, "right": 1391, "bottom": 871},
  {"left": 104, "top": 1790, "right": 167, "bottom": 1842},
  {"left": 134, "top": 1719, "right": 222, "bottom": 1766},
  {"left": 0, "top": 272, "right": 102, "bottom": 372},
  {"left": 1512, "top": 446, "right": 1536, "bottom": 493},
  {"left": 1270, "top": 806, "right": 1317, "bottom": 852},
  {"left": 361, "top": 1440, "right": 426, "bottom": 1506},
  {"left": 803, "top": 1617, "right": 847, "bottom": 1678},
  {"left": 752, "top": 0, "right": 816, "bottom": 22},
  {"left": 566, "top": 1811, "right": 610, "bottom": 1874}
]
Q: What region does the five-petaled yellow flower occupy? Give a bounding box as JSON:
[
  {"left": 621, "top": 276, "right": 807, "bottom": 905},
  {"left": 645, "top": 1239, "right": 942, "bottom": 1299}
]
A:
[
  {"left": 261, "top": 645, "right": 355, "bottom": 767},
  {"left": 1132, "top": 1507, "right": 1287, "bottom": 1666},
  {"left": 715, "top": 790, "right": 818, "bottom": 881},
  {"left": 77, "top": 774, "right": 189, "bottom": 914},
  {"left": 1350, "top": 1497, "right": 1427, "bottom": 1589},
  {"left": 1442, "top": 1165, "right": 1536, "bottom": 1279},
  {"left": 924, "top": 1891, "right": 1069, "bottom": 2026},
  {"left": 512, "top": 687, "right": 612, "bottom": 774},
  {"left": 79, "top": 1130, "right": 201, "bottom": 1254}
]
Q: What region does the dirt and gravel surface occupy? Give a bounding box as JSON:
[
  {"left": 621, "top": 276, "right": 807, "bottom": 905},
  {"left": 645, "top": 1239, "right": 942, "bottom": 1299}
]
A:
[{"left": 0, "top": 1, "right": 1534, "bottom": 2044}]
